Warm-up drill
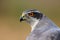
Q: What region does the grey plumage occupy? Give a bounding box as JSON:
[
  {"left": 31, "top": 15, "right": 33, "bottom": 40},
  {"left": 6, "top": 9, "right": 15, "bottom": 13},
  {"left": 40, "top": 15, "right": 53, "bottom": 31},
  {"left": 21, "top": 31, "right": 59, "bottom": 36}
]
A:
[
  {"left": 26, "top": 16, "right": 60, "bottom": 40},
  {"left": 20, "top": 9, "right": 60, "bottom": 40}
]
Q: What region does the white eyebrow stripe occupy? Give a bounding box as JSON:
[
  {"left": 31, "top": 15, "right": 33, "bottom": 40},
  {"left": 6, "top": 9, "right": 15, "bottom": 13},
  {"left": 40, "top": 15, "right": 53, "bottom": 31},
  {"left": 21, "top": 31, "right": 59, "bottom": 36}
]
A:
[{"left": 23, "top": 10, "right": 40, "bottom": 14}]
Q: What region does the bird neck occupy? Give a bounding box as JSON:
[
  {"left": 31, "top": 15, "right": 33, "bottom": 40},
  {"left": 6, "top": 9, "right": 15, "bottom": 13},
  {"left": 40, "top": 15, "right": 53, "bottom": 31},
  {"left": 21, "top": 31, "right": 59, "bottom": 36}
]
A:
[
  {"left": 31, "top": 20, "right": 39, "bottom": 32},
  {"left": 31, "top": 16, "right": 58, "bottom": 32}
]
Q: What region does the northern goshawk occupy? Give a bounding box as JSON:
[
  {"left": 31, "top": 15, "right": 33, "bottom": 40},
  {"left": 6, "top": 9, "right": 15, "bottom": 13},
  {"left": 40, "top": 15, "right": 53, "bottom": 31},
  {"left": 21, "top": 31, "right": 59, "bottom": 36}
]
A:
[{"left": 20, "top": 9, "right": 60, "bottom": 40}]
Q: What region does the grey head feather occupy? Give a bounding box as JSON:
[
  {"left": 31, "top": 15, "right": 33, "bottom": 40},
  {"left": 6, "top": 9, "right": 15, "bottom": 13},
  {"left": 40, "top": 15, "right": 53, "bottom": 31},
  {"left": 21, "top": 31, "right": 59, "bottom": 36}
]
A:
[{"left": 23, "top": 9, "right": 40, "bottom": 14}]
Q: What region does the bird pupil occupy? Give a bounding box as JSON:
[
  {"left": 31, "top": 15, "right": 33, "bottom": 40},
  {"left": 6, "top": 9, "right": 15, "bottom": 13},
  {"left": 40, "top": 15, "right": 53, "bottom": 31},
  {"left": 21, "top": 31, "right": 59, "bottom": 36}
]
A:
[
  {"left": 30, "top": 13, "right": 32, "bottom": 15},
  {"left": 28, "top": 12, "right": 34, "bottom": 16},
  {"left": 30, "top": 13, "right": 33, "bottom": 16}
]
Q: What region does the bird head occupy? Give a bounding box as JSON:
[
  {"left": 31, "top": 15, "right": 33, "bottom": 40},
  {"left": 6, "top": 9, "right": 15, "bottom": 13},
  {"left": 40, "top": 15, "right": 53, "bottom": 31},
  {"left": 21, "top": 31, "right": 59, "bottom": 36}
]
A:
[{"left": 20, "top": 9, "right": 43, "bottom": 27}]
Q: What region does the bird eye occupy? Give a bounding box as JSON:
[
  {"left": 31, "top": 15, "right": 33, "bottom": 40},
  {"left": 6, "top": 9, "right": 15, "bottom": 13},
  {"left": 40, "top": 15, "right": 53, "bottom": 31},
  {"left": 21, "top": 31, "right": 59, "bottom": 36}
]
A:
[{"left": 28, "top": 12, "right": 34, "bottom": 16}]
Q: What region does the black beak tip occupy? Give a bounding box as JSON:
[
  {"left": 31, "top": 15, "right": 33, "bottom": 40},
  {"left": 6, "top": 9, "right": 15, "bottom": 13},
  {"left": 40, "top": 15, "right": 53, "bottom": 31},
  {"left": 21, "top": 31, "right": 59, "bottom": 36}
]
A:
[{"left": 20, "top": 18, "right": 23, "bottom": 22}]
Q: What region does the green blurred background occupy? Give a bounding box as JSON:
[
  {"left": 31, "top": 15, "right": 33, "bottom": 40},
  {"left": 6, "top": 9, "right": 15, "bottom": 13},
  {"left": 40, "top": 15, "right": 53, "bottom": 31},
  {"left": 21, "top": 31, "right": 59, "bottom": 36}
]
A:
[{"left": 0, "top": 0, "right": 60, "bottom": 40}]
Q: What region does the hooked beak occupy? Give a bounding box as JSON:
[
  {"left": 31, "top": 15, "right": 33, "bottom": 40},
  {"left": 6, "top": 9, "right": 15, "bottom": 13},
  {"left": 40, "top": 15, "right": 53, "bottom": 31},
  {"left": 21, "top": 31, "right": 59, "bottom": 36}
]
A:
[
  {"left": 20, "top": 13, "right": 26, "bottom": 22},
  {"left": 20, "top": 17, "right": 24, "bottom": 22}
]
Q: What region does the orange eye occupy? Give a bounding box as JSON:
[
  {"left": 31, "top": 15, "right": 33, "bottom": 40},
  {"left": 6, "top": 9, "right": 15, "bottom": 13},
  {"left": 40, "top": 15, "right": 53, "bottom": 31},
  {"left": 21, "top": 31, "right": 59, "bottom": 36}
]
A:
[{"left": 28, "top": 12, "right": 34, "bottom": 16}]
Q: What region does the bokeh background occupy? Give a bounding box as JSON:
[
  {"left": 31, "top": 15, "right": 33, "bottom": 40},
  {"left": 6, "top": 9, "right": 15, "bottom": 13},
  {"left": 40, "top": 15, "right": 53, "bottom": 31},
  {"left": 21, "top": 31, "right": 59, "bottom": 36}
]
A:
[{"left": 0, "top": 0, "right": 60, "bottom": 40}]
